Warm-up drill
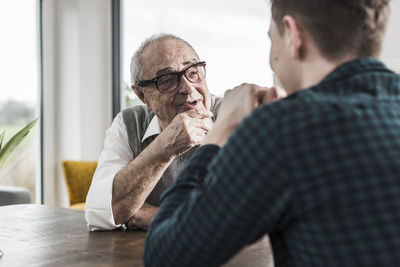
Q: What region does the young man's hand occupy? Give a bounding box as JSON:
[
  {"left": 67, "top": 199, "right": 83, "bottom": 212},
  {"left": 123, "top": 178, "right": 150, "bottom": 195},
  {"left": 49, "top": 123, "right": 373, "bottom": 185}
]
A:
[{"left": 203, "top": 84, "right": 286, "bottom": 147}]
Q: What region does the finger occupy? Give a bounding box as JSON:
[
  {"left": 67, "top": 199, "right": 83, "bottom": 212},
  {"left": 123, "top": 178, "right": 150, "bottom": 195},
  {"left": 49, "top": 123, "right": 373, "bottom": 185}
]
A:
[
  {"left": 185, "top": 108, "right": 213, "bottom": 119},
  {"left": 189, "top": 118, "right": 213, "bottom": 132},
  {"left": 275, "top": 86, "right": 287, "bottom": 99},
  {"left": 262, "top": 86, "right": 287, "bottom": 104},
  {"left": 181, "top": 113, "right": 213, "bottom": 130},
  {"left": 126, "top": 217, "right": 140, "bottom": 230},
  {"left": 256, "top": 88, "right": 269, "bottom": 105},
  {"left": 186, "top": 121, "right": 211, "bottom": 140},
  {"left": 190, "top": 129, "right": 208, "bottom": 145},
  {"left": 262, "top": 87, "right": 277, "bottom": 104},
  {"left": 223, "top": 88, "right": 233, "bottom": 97}
]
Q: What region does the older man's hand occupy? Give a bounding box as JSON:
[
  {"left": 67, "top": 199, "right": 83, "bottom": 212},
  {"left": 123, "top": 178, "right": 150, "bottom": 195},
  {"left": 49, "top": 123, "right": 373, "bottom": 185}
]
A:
[
  {"left": 126, "top": 203, "right": 158, "bottom": 230},
  {"left": 203, "top": 84, "right": 286, "bottom": 147},
  {"left": 157, "top": 108, "right": 213, "bottom": 159}
]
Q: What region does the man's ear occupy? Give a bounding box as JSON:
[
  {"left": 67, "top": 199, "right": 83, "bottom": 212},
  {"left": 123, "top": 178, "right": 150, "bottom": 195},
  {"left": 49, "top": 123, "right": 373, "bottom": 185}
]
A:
[
  {"left": 282, "top": 15, "right": 303, "bottom": 60},
  {"left": 131, "top": 85, "right": 151, "bottom": 110}
]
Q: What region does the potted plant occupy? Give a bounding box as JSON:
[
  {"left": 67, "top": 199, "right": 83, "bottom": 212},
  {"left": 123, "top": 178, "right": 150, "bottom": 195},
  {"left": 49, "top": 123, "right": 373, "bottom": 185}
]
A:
[
  {"left": 0, "top": 117, "right": 38, "bottom": 168},
  {"left": 0, "top": 117, "right": 38, "bottom": 258}
]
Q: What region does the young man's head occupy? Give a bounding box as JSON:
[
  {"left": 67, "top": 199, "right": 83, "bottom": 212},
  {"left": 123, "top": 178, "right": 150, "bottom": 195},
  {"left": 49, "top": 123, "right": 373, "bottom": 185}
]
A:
[{"left": 268, "top": 0, "right": 391, "bottom": 93}]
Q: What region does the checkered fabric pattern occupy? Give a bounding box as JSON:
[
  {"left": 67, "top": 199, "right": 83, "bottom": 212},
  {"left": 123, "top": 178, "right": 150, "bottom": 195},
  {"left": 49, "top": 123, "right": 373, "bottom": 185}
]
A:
[{"left": 144, "top": 58, "right": 400, "bottom": 267}]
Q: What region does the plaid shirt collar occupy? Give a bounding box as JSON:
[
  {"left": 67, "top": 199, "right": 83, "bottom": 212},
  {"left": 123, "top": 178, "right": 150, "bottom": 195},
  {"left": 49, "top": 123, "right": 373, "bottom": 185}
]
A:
[{"left": 319, "top": 57, "right": 392, "bottom": 86}]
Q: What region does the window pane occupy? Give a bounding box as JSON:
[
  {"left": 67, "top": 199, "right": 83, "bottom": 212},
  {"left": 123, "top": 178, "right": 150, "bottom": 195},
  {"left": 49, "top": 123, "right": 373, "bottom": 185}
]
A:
[
  {"left": 121, "top": 0, "right": 272, "bottom": 109},
  {"left": 0, "top": 0, "right": 39, "bottom": 203}
]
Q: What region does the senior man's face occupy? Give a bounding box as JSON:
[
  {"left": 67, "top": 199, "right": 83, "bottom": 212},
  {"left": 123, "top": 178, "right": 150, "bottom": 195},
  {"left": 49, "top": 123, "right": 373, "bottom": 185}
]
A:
[{"left": 138, "top": 39, "right": 211, "bottom": 130}]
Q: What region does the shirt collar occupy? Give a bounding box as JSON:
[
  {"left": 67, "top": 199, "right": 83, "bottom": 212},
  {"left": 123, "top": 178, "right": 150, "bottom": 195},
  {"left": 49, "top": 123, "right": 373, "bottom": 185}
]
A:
[
  {"left": 141, "top": 116, "right": 161, "bottom": 143},
  {"left": 320, "top": 57, "right": 389, "bottom": 86},
  {"left": 141, "top": 115, "right": 215, "bottom": 143}
]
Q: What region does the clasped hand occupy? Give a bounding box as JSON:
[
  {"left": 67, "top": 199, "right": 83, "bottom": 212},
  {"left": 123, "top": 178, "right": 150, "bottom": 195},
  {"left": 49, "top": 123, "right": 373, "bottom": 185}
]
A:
[{"left": 204, "top": 84, "right": 286, "bottom": 147}]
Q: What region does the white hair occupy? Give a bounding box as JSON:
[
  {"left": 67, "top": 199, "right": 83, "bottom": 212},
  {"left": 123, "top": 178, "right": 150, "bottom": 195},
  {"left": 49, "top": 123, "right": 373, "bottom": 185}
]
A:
[{"left": 130, "top": 33, "right": 200, "bottom": 85}]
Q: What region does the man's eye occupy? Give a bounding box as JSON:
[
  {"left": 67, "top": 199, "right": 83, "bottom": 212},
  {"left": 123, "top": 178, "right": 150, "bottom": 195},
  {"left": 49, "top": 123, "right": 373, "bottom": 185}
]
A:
[
  {"left": 159, "top": 81, "right": 171, "bottom": 87},
  {"left": 159, "top": 77, "right": 174, "bottom": 84},
  {"left": 188, "top": 70, "right": 199, "bottom": 77},
  {"left": 158, "top": 75, "right": 178, "bottom": 88}
]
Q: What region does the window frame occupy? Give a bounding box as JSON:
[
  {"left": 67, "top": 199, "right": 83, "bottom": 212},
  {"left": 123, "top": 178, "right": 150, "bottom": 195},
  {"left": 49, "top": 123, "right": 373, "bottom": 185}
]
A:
[
  {"left": 38, "top": 0, "right": 43, "bottom": 204},
  {"left": 112, "top": 0, "right": 122, "bottom": 119}
]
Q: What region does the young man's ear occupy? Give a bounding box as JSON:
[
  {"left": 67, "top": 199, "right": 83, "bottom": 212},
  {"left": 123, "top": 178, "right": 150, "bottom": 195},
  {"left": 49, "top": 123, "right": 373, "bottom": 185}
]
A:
[
  {"left": 282, "top": 15, "right": 303, "bottom": 60},
  {"left": 131, "top": 85, "right": 151, "bottom": 110}
]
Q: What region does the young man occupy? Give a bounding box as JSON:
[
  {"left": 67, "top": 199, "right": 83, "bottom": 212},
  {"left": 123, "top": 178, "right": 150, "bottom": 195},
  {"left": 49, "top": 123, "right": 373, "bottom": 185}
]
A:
[{"left": 144, "top": 1, "right": 400, "bottom": 266}]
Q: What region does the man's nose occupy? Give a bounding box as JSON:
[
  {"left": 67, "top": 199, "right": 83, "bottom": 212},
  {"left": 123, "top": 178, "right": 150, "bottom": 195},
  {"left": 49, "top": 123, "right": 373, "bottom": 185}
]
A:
[{"left": 177, "top": 76, "right": 195, "bottom": 95}]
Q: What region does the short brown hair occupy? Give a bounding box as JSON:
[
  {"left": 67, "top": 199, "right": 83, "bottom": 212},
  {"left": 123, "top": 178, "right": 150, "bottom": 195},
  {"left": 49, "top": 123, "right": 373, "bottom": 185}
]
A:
[{"left": 270, "top": 0, "right": 391, "bottom": 59}]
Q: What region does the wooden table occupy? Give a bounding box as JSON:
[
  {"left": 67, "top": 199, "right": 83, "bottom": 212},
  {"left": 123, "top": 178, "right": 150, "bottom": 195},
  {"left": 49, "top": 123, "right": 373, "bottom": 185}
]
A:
[{"left": 0, "top": 205, "right": 274, "bottom": 266}]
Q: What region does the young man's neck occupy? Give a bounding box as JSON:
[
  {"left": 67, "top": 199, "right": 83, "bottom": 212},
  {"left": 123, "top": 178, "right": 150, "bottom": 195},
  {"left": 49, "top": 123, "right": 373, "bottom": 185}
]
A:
[{"left": 297, "top": 52, "right": 358, "bottom": 92}]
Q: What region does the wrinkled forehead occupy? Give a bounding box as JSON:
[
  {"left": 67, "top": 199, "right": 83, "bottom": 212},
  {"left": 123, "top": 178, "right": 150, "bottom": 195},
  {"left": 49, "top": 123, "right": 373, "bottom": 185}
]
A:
[{"left": 141, "top": 39, "right": 199, "bottom": 79}]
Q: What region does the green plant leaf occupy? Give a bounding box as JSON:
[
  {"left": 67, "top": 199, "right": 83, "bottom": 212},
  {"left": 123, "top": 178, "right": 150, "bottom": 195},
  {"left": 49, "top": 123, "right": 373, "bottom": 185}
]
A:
[
  {"left": 0, "top": 131, "right": 4, "bottom": 151},
  {"left": 0, "top": 117, "right": 39, "bottom": 168}
]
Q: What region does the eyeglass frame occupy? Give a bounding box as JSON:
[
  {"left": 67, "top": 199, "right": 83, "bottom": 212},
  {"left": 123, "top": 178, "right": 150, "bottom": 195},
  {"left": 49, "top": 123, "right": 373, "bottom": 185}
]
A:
[{"left": 136, "top": 61, "right": 206, "bottom": 94}]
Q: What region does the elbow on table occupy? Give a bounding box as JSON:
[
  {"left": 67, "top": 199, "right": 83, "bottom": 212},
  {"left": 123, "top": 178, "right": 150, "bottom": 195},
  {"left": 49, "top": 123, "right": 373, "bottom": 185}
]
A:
[{"left": 85, "top": 206, "right": 120, "bottom": 231}]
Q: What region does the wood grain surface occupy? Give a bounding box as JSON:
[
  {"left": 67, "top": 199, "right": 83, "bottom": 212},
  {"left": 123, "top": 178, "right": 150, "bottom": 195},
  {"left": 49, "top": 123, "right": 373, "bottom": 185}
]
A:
[{"left": 0, "top": 205, "right": 274, "bottom": 267}]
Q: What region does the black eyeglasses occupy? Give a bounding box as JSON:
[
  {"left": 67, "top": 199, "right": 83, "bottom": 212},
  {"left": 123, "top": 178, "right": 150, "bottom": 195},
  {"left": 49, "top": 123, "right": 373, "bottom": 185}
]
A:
[{"left": 137, "top": 61, "right": 206, "bottom": 94}]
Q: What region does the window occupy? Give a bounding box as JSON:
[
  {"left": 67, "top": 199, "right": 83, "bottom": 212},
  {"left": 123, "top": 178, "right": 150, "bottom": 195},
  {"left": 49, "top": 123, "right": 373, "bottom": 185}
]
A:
[
  {"left": 0, "top": 0, "right": 40, "bottom": 202},
  {"left": 121, "top": 0, "right": 272, "bottom": 109}
]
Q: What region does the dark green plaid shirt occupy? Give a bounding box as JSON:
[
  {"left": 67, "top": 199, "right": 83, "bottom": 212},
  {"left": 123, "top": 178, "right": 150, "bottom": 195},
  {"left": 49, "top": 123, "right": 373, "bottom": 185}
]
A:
[{"left": 144, "top": 58, "right": 400, "bottom": 267}]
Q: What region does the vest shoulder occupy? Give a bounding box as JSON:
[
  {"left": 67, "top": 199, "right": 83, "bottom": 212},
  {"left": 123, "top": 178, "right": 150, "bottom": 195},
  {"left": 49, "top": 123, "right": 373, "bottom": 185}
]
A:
[
  {"left": 122, "top": 105, "right": 153, "bottom": 118},
  {"left": 121, "top": 105, "right": 155, "bottom": 131}
]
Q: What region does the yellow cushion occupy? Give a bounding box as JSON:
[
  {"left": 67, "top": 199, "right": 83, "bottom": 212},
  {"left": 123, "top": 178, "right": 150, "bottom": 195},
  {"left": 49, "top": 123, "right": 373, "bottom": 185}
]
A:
[
  {"left": 62, "top": 160, "right": 97, "bottom": 206},
  {"left": 70, "top": 202, "right": 86, "bottom": 210}
]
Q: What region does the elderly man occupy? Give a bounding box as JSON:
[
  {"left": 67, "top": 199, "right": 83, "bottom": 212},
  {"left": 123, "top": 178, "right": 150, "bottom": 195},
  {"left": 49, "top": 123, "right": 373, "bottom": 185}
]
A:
[
  {"left": 145, "top": 0, "right": 400, "bottom": 266},
  {"left": 85, "top": 34, "right": 221, "bottom": 231}
]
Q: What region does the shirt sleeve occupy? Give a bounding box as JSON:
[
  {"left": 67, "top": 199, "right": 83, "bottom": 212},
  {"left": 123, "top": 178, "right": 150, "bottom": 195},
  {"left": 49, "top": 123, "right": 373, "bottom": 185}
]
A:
[
  {"left": 144, "top": 108, "right": 292, "bottom": 266},
  {"left": 85, "top": 112, "right": 133, "bottom": 231}
]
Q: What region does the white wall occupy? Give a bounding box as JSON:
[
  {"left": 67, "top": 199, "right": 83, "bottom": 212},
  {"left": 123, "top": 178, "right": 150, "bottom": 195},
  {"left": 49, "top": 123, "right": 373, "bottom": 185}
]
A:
[
  {"left": 381, "top": 1, "right": 400, "bottom": 73},
  {"left": 42, "top": 0, "right": 112, "bottom": 206}
]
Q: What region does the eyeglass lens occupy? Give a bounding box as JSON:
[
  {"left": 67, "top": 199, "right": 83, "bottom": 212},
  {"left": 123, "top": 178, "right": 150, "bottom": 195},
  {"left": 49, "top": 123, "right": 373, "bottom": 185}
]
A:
[{"left": 157, "top": 64, "right": 205, "bottom": 93}]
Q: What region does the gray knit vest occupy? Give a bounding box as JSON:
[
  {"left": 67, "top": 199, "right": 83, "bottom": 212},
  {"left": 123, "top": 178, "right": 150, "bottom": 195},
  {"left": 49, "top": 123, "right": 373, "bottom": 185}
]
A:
[{"left": 122, "top": 95, "right": 221, "bottom": 206}]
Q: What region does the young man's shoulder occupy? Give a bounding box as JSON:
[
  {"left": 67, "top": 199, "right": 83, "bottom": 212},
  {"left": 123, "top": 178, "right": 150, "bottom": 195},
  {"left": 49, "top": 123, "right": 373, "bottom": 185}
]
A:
[{"left": 255, "top": 89, "right": 328, "bottom": 120}]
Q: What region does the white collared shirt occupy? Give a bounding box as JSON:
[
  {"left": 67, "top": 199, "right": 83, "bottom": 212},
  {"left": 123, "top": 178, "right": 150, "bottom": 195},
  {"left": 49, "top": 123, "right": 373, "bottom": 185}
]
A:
[
  {"left": 85, "top": 112, "right": 213, "bottom": 231},
  {"left": 141, "top": 115, "right": 161, "bottom": 142}
]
